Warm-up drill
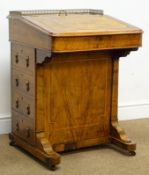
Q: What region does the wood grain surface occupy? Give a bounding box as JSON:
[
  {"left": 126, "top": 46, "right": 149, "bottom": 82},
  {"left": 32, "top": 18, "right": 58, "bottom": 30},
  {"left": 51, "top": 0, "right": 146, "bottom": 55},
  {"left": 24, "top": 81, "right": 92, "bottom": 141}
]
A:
[
  {"left": 36, "top": 51, "right": 112, "bottom": 151},
  {"left": 24, "top": 14, "right": 142, "bottom": 36},
  {"left": 9, "top": 9, "right": 142, "bottom": 169}
]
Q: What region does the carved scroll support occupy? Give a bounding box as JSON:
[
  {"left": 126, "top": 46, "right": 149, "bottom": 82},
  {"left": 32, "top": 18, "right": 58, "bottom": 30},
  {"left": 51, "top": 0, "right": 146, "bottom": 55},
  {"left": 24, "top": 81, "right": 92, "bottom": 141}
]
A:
[
  {"left": 109, "top": 48, "right": 138, "bottom": 155},
  {"left": 9, "top": 132, "right": 60, "bottom": 170},
  {"left": 36, "top": 132, "right": 61, "bottom": 169}
]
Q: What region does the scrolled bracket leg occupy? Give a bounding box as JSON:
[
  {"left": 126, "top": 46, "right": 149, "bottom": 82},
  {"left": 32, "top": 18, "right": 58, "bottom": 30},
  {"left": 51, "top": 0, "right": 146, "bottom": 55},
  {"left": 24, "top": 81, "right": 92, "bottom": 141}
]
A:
[
  {"left": 110, "top": 121, "right": 136, "bottom": 155},
  {"left": 36, "top": 132, "right": 61, "bottom": 169}
]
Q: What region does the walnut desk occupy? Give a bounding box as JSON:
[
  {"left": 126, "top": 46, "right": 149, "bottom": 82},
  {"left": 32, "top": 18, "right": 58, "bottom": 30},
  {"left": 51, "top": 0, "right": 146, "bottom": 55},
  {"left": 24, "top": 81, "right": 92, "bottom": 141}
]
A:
[{"left": 8, "top": 9, "right": 142, "bottom": 170}]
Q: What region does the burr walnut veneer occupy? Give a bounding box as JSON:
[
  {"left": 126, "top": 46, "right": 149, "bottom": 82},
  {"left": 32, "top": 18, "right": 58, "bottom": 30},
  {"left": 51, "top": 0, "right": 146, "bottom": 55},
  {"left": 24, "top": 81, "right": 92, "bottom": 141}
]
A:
[{"left": 9, "top": 9, "right": 142, "bottom": 170}]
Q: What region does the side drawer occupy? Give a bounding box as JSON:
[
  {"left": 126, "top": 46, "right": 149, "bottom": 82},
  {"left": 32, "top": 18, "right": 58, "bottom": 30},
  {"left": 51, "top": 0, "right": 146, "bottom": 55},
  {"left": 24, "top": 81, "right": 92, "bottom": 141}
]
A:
[
  {"left": 12, "top": 91, "right": 35, "bottom": 119},
  {"left": 12, "top": 69, "right": 35, "bottom": 97},
  {"left": 12, "top": 111, "right": 35, "bottom": 145},
  {"left": 11, "top": 43, "right": 35, "bottom": 73}
]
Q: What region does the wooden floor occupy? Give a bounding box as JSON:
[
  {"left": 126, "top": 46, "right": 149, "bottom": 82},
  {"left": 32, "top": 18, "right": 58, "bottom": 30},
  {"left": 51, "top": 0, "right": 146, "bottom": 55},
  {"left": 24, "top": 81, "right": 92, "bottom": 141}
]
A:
[{"left": 0, "top": 118, "right": 149, "bottom": 175}]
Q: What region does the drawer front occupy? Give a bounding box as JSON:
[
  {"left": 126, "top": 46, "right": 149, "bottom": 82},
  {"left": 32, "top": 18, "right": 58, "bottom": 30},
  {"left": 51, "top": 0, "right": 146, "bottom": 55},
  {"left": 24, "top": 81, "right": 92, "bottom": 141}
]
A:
[
  {"left": 12, "top": 92, "right": 35, "bottom": 119},
  {"left": 12, "top": 111, "right": 35, "bottom": 145},
  {"left": 11, "top": 44, "right": 35, "bottom": 73},
  {"left": 12, "top": 70, "right": 35, "bottom": 97}
]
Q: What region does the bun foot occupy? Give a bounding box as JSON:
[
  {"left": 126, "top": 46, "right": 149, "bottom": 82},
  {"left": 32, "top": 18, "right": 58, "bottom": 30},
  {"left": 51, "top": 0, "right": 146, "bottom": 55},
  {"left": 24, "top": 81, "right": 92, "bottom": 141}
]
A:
[
  {"left": 9, "top": 141, "right": 16, "bottom": 146},
  {"left": 128, "top": 151, "right": 136, "bottom": 156},
  {"left": 48, "top": 164, "right": 56, "bottom": 171},
  {"left": 9, "top": 133, "right": 16, "bottom": 146}
]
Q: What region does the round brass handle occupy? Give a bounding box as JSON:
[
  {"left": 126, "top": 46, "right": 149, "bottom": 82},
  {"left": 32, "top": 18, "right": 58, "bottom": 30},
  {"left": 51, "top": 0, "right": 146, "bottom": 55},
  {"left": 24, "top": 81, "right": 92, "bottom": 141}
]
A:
[
  {"left": 15, "top": 54, "right": 19, "bottom": 63},
  {"left": 26, "top": 81, "right": 30, "bottom": 91},
  {"left": 26, "top": 128, "right": 30, "bottom": 138},
  {"left": 16, "top": 122, "right": 19, "bottom": 132},
  {"left": 16, "top": 78, "right": 19, "bottom": 87},
  {"left": 26, "top": 105, "right": 30, "bottom": 115},
  {"left": 26, "top": 57, "right": 29, "bottom": 67},
  {"left": 15, "top": 99, "right": 19, "bottom": 109}
]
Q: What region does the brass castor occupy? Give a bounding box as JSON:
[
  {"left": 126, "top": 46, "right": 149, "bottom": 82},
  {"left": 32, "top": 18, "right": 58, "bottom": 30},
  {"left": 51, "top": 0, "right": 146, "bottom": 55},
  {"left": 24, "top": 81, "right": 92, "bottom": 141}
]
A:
[
  {"left": 46, "top": 158, "right": 57, "bottom": 171},
  {"left": 9, "top": 134, "right": 16, "bottom": 146},
  {"left": 128, "top": 151, "right": 136, "bottom": 156},
  {"left": 9, "top": 141, "right": 16, "bottom": 146},
  {"left": 47, "top": 164, "right": 56, "bottom": 171}
]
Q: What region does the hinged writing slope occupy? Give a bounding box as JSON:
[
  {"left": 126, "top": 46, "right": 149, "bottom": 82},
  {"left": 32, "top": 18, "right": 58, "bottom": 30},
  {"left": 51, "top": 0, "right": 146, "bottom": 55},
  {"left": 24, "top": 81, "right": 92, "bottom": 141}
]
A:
[
  {"left": 9, "top": 9, "right": 142, "bottom": 170},
  {"left": 9, "top": 9, "right": 142, "bottom": 52}
]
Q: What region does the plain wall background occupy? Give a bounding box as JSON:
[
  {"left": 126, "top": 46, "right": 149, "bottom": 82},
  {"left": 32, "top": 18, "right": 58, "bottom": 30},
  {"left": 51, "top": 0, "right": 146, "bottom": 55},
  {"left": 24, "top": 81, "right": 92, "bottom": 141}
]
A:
[{"left": 0, "top": 0, "right": 149, "bottom": 133}]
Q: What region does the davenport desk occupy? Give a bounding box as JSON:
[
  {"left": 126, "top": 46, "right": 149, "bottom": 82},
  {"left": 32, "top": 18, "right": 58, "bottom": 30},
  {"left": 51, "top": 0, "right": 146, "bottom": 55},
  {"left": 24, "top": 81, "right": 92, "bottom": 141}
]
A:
[{"left": 8, "top": 9, "right": 142, "bottom": 170}]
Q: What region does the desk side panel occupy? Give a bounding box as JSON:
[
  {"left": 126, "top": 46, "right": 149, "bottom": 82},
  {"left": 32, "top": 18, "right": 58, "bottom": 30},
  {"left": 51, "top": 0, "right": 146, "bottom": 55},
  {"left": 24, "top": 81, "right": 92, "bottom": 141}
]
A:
[
  {"left": 9, "top": 17, "right": 51, "bottom": 50},
  {"left": 36, "top": 51, "right": 113, "bottom": 152}
]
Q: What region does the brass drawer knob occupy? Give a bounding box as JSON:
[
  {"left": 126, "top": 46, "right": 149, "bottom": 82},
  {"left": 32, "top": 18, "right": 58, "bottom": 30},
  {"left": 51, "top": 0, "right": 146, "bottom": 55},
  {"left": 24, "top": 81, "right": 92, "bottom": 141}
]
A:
[
  {"left": 26, "top": 105, "right": 30, "bottom": 115},
  {"left": 16, "top": 122, "right": 19, "bottom": 132},
  {"left": 15, "top": 54, "right": 19, "bottom": 63},
  {"left": 26, "top": 81, "right": 30, "bottom": 91},
  {"left": 26, "top": 57, "right": 29, "bottom": 67},
  {"left": 15, "top": 99, "right": 19, "bottom": 108},
  {"left": 15, "top": 78, "right": 19, "bottom": 87}
]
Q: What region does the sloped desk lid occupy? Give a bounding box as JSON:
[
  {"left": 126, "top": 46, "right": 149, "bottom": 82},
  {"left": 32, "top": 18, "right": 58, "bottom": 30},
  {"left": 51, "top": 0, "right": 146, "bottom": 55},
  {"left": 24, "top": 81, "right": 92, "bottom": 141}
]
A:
[
  {"left": 9, "top": 9, "right": 142, "bottom": 37},
  {"left": 9, "top": 9, "right": 142, "bottom": 52}
]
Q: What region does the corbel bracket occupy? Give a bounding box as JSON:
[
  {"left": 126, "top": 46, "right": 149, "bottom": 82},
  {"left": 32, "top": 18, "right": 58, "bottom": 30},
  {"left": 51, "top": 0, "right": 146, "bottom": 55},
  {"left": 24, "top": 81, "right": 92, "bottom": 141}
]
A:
[
  {"left": 112, "top": 48, "right": 138, "bottom": 59},
  {"left": 36, "top": 49, "right": 52, "bottom": 64}
]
